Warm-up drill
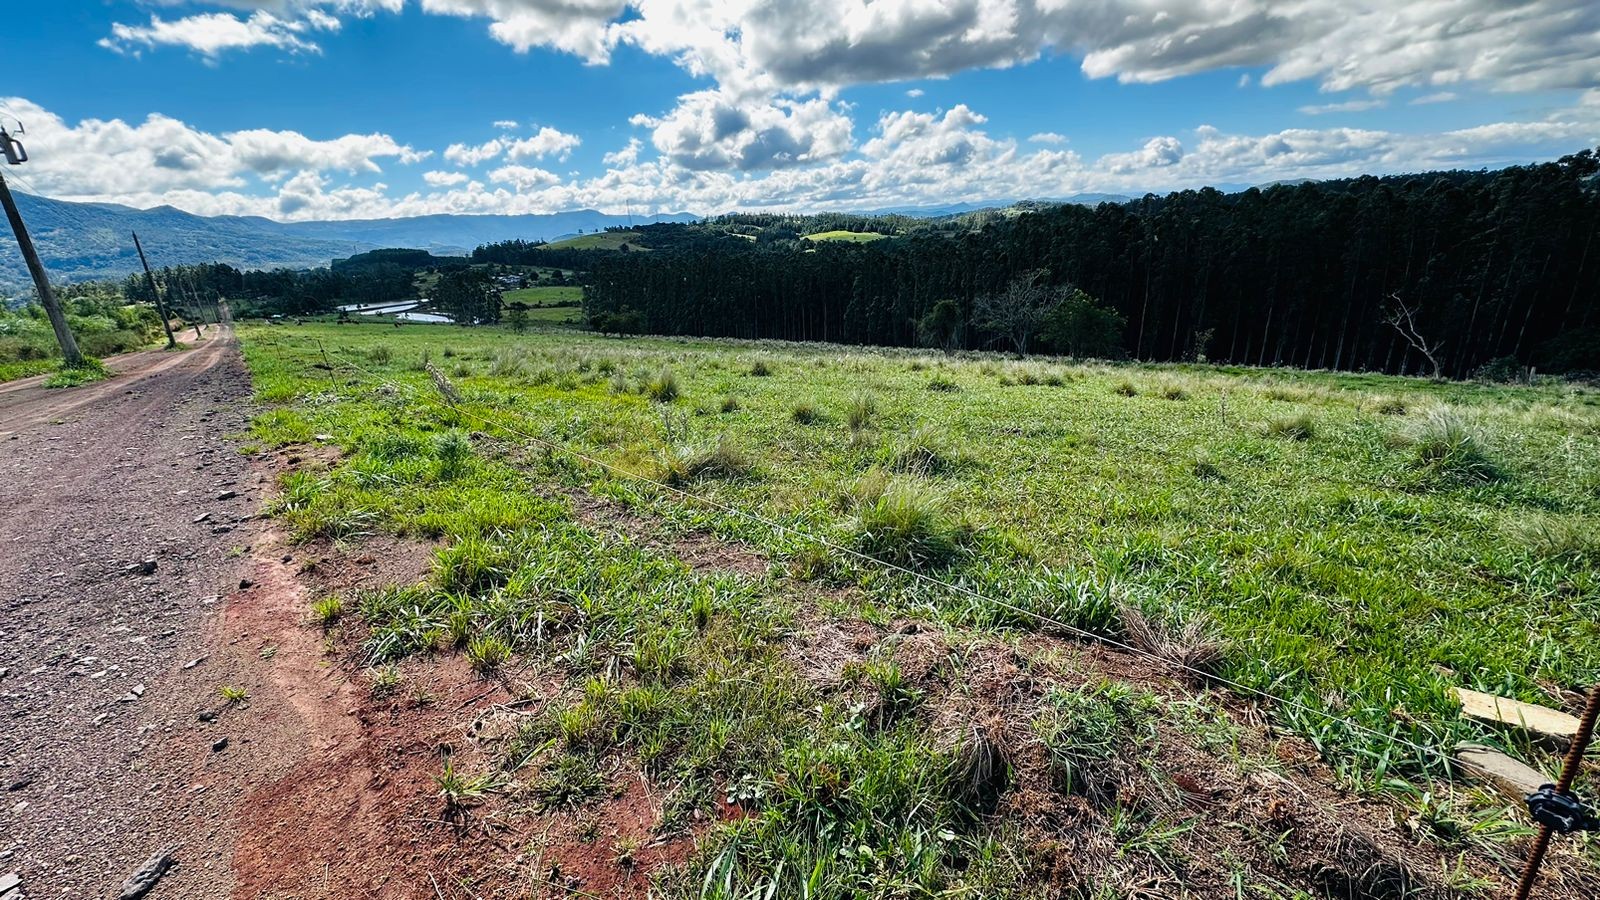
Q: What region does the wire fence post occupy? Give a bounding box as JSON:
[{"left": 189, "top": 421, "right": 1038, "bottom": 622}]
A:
[{"left": 1514, "top": 683, "right": 1600, "bottom": 900}]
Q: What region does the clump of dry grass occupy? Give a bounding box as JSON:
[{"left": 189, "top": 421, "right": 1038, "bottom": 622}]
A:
[
  {"left": 1119, "top": 603, "right": 1225, "bottom": 676},
  {"left": 657, "top": 435, "right": 752, "bottom": 484}
]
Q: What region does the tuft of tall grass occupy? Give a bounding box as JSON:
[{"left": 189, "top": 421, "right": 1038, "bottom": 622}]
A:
[
  {"left": 1119, "top": 603, "right": 1225, "bottom": 675},
  {"left": 436, "top": 756, "right": 496, "bottom": 809},
  {"left": 1510, "top": 515, "right": 1599, "bottom": 562},
  {"left": 310, "top": 595, "right": 344, "bottom": 628},
  {"left": 467, "top": 633, "right": 512, "bottom": 673},
  {"left": 891, "top": 424, "right": 958, "bottom": 475},
  {"left": 367, "top": 664, "right": 402, "bottom": 699},
  {"left": 433, "top": 429, "right": 473, "bottom": 479},
  {"left": 853, "top": 477, "right": 964, "bottom": 567},
  {"left": 791, "top": 401, "right": 822, "bottom": 425},
  {"left": 1408, "top": 406, "right": 1500, "bottom": 484},
  {"left": 1191, "top": 451, "right": 1224, "bottom": 481},
  {"left": 1373, "top": 395, "right": 1407, "bottom": 416},
  {"left": 846, "top": 391, "right": 877, "bottom": 431},
  {"left": 488, "top": 347, "right": 528, "bottom": 378},
  {"left": 657, "top": 435, "right": 752, "bottom": 484},
  {"left": 1264, "top": 413, "right": 1315, "bottom": 441},
  {"left": 643, "top": 368, "right": 679, "bottom": 402}
]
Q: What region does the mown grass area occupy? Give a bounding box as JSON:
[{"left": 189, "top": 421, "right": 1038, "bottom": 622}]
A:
[
  {"left": 802, "top": 230, "right": 887, "bottom": 243},
  {"left": 241, "top": 322, "right": 1600, "bottom": 895},
  {"left": 544, "top": 231, "right": 644, "bottom": 251},
  {"left": 502, "top": 285, "right": 583, "bottom": 306}
]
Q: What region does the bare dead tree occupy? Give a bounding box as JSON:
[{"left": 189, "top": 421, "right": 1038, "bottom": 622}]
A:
[
  {"left": 1385, "top": 292, "right": 1445, "bottom": 379},
  {"left": 975, "top": 269, "right": 1066, "bottom": 355}
]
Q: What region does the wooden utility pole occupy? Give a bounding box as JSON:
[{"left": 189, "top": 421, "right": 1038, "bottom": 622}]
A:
[
  {"left": 178, "top": 276, "right": 202, "bottom": 339},
  {"left": 0, "top": 164, "right": 86, "bottom": 368},
  {"left": 132, "top": 231, "right": 178, "bottom": 349}
]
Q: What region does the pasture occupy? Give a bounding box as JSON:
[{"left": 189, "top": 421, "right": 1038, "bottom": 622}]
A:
[
  {"left": 543, "top": 231, "right": 646, "bottom": 251},
  {"left": 502, "top": 285, "right": 583, "bottom": 306},
  {"left": 802, "top": 229, "right": 887, "bottom": 242},
  {"left": 240, "top": 321, "right": 1600, "bottom": 897}
]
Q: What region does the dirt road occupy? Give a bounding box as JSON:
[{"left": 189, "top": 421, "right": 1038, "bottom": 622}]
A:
[{"left": 0, "top": 330, "right": 270, "bottom": 897}]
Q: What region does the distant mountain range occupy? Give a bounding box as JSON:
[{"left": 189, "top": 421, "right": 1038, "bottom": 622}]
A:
[
  {"left": 0, "top": 192, "right": 696, "bottom": 290},
  {"left": 867, "top": 193, "right": 1136, "bottom": 217}
]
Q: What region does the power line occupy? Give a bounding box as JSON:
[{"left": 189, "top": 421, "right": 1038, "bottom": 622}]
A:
[
  {"left": 312, "top": 340, "right": 1514, "bottom": 787},
  {"left": 0, "top": 165, "right": 129, "bottom": 261}
]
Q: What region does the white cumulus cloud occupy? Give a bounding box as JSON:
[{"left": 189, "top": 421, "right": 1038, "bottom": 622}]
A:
[
  {"left": 638, "top": 90, "right": 854, "bottom": 171},
  {"left": 443, "top": 138, "right": 505, "bottom": 167},
  {"left": 100, "top": 10, "right": 339, "bottom": 59},
  {"left": 488, "top": 163, "right": 561, "bottom": 190},
  {"left": 506, "top": 126, "right": 582, "bottom": 162},
  {"left": 424, "top": 170, "right": 471, "bottom": 186}
]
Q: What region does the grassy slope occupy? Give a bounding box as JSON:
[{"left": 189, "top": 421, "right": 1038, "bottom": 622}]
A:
[
  {"left": 240, "top": 323, "right": 1600, "bottom": 895},
  {"left": 523, "top": 305, "right": 581, "bottom": 324},
  {"left": 802, "top": 230, "right": 887, "bottom": 242},
  {"left": 543, "top": 231, "right": 643, "bottom": 250},
  {"left": 502, "top": 285, "right": 583, "bottom": 306}
]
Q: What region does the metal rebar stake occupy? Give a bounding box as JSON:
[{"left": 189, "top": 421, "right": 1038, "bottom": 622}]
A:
[{"left": 1513, "top": 683, "right": 1600, "bottom": 900}]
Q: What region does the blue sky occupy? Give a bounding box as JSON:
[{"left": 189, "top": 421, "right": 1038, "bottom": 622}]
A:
[{"left": 6, "top": 1, "right": 1598, "bottom": 220}]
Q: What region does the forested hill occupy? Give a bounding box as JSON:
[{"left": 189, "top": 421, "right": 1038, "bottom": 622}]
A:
[
  {"left": 0, "top": 192, "right": 694, "bottom": 290},
  {"left": 555, "top": 150, "right": 1600, "bottom": 377}
]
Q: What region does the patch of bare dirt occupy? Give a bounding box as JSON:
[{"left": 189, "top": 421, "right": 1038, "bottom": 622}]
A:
[
  {"left": 220, "top": 510, "right": 717, "bottom": 899},
  {"left": 295, "top": 533, "right": 441, "bottom": 598},
  {"left": 224, "top": 526, "right": 528, "bottom": 899},
  {"left": 526, "top": 769, "right": 713, "bottom": 899}
]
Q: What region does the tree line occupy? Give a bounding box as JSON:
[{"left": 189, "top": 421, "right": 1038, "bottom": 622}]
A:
[
  {"left": 119, "top": 261, "right": 417, "bottom": 318},
  {"left": 576, "top": 149, "right": 1600, "bottom": 376}
]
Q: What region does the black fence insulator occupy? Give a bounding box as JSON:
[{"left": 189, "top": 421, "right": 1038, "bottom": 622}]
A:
[{"left": 1526, "top": 785, "right": 1600, "bottom": 835}]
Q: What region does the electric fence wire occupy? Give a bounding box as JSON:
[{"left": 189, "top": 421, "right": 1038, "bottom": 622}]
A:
[{"left": 305, "top": 338, "right": 1534, "bottom": 788}]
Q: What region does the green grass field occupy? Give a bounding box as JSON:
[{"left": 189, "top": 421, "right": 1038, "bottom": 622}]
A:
[
  {"left": 0, "top": 358, "right": 58, "bottom": 383},
  {"left": 241, "top": 322, "right": 1600, "bottom": 896},
  {"left": 502, "top": 285, "right": 583, "bottom": 306},
  {"left": 543, "top": 230, "right": 644, "bottom": 250},
  {"left": 802, "top": 230, "right": 887, "bottom": 242}
]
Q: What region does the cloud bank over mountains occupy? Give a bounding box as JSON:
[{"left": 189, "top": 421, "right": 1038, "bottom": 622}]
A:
[{"left": 18, "top": 0, "right": 1600, "bottom": 220}]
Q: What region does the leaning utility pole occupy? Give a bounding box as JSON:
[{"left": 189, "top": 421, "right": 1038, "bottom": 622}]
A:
[
  {"left": 0, "top": 126, "right": 85, "bottom": 368},
  {"left": 132, "top": 231, "right": 178, "bottom": 349}
]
